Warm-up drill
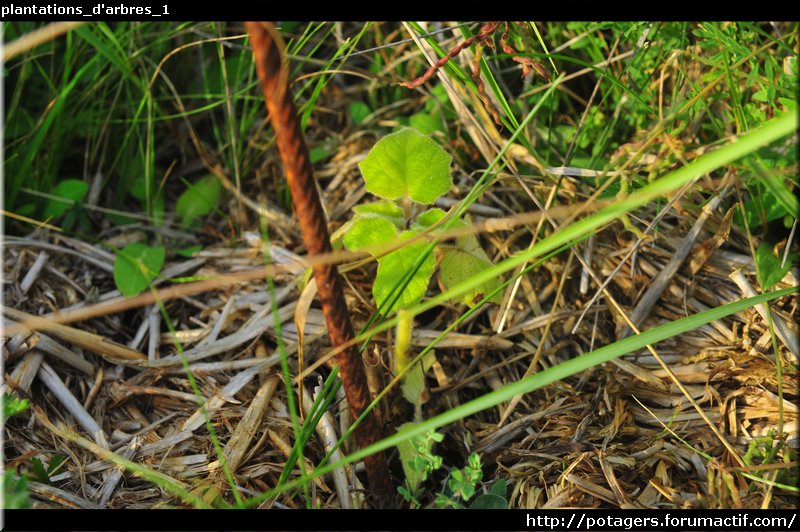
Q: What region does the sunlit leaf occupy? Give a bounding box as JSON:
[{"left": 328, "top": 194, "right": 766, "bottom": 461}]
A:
[
  {"left": 113, "top": 243, "right": 165, "bottom": 296},
  {"left": 374, "top": 231, "right": 436, "bottom": 312},
  {"left": 359, "top": 128, "right": 452, "bottom": 204}
]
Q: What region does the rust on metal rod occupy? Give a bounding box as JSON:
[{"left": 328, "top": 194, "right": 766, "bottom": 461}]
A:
[{"left": 245, "top": 21, "right": 395, "bottom": 508}]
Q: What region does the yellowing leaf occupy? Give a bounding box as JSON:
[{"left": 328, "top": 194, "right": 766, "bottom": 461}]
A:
[{"left": 440, "top": 247, "right": 503, "bottom": 305}]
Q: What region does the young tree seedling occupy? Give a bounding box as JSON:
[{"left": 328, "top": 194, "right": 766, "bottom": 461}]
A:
[{"left": 341, "top": 127, "right": 503, "bottom": 314}]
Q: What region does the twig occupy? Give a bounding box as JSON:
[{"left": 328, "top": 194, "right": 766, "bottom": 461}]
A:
[
  {"left": 26, "top": 479, "right": 102, "bottom": 509},
  {"left": 246, "top": 21, "right": 394, "bottom": 508},
  {"left": 3, "top": 307, "right": 145, "bottom": 362},
  {"left": 301, "top": 383, "right": 356, "bottom": 509},
  {"left": 37, "top": 361, "right": 109, "bottom": 448},
  {"left": 1, "top": 21, "right": 83, "bottom": 61},
  {"left": 181, "top": 362, "right": 272, "bottom": 433},
  {"left": 267, "top": 430, "right": 330, "bottom": 493},
  {"left": 199, "top": 294, "right": 237, "bottom": 346},
  {"left": 32, "top": 404, "right": 208, "bottom": 508},
  {"left": 20, "top": 251, "right": 49, "bottom": 294},
  {"left": 2, "top": 319, "right": 94, "bottom": 375},
  {"left": 150, "top": 296, "right": 295, "bottom": 368},
  {"left": 147, "top": 306, "right": 161, "bottom": 362},
  {"left": 98, "top": 436, "right": 141, "bottom": 507},
  {"left": 8, "top": 351, "right": 45, "bottom": 392},
  {"left": 159, "top": 355, "right": 281, "bottom": 376},
  {"left": 619, "top": 186, "right": 730, "bottom": 339},
  {"left": 209, "top": 374, "right": 279, "bottom": 475}
]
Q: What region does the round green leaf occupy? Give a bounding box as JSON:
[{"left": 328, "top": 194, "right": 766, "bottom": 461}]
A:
[
  {"left": 489, "top": 478, "right": 508, "bottom": 498},
  {"left": 373, "top": 232, "right": 436, "bottom": 313},
  {"left": 43, "top": 179, "right": 89, "bottom": 219},
  {"left": 114, "top": 243, "right": 165, "bottom": 296},
  {"left": 176, "top": 174, "right": 222, "bottom": 226},
  {"left": 359, "top": 128, "right": 452, "bottom": 205},
  {"left": 342, "top": 216, "right": 398, "bottom": 253}
]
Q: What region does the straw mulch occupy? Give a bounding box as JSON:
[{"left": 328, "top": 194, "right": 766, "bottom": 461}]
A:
[
  {"left": 4, "top": 164, "right": 797, "bottom": 510},
  {"left": 3, "top": 27, "right": 798, "bottom": 509}
]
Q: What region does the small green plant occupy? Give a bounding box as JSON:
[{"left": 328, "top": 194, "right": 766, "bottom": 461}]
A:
[
  {"left": 396, "top": 429, "right": 444, "bottom": 508},
  {"left": 41, "top": 178, "right": 92, "bottom": 232},
  {"left": 175, "top": 174, "right": 223, "bottom": 227},
  {"left": 392, "top": 312, "right": 504, "bottom": 509},
  {"left": 755, "top": 242, "right": 794, "bottom": 289},
  {"left": 469, "top": 478, "right": 509, "bottom": 509},
  {"left": 341, "top": 127, "right": 502, "bottom": 314},
  {"left": 434, "top": 452, "right": 483, "bottom": 508},
  {"left": 113, "top": 242, "right": 165, "bottom": 296},
  {"left": 742, "top": 429, "right": 799, "bottom": 488},
  {"left": 27, "top": 454, "right": 66, "bottom": 485},
  {"left": 3, "top": 392, "right": 31, "bottom": 420},
  {"left": 1, "top": 395, "right": 33, "bottom": 509},
  {"left": 2, "top": 469, "right": 31, "bottom": 509}
]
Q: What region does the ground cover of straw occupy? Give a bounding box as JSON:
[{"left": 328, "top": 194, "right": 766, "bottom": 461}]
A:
[{"left": 2, "top": 21, "right": 798, "bottom": 510}]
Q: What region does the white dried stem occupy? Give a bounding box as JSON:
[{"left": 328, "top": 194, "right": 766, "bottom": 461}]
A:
[
  {"left": 729, "top": 269, "right": 799, "bottom": 363},
  {"left": 37, "top": 361, "right": 108, "bottom": 448},
  {"left": 97, "top": 436, "right": 141, "bottom": 507},
  {"left": 301, "top": 384, "right": 355, "bottom": 509},
  {"left": 210, "top": 374, "right": 278, "bottom": 475},
  {"left": 9, "top": 350, "right": 45, "bottom": 392},
  {"left": 20, "top": 251, "right": 49, "bottom": 294}
]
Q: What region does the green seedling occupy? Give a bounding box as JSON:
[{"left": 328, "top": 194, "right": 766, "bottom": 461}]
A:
[
  {"left": 396, "top": 428, "right": 443, "bottom": 508},
  {"left": 2, "top": 469, "right": 31, "bottom": 509},
  {"left": 755, "top": 242, "right": 793, "bottom": 290},
  {"left": 394, "top": 309, "right": 439, "bottom": 506},
  {"left": 176, "top": 174, "right": 223, "bottom": 227},
  {"left": 113, "top": 242, "right": 165, "bottom": 296},
  {"left": 470, "top": 478, "right": 509, "bottom": 509},
  {"left": 349, "top": 101, "right": 372, "bottom": 125},
  {"left": 341, "top": 127, "right": 502, "bottom": 314},
  {"left": 41, "top": 178, "right": 91, "bottom": 231},
  {"left": 28, "top": 454, "right": 66, "bottom": 485},
  {"left": 742, "top": 429, "right": 799, "bottom": 488},
  {"left": 434, "top": 452, "right": 483, "bottom": 508},
  {"left": 3, "top": 392, "right": 31, "bottom": 421},
  {"left": 393, "top": 310, "right": 495, "bottom": 509}
]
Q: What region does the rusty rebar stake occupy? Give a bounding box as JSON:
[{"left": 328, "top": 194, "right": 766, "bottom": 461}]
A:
[{"left": 245, "top": 21, "right": 395, "bottom": 509}]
